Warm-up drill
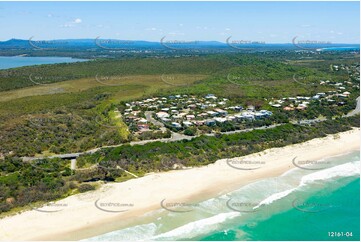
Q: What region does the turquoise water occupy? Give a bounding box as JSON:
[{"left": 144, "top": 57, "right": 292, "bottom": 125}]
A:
[
  {"left": 199, "top": 177, "right": 360, "bottom": 241},
  {"left": 85, "top": 151, "right": 360, "bottom": 241},
  {"left": 0, "top": 56, "right": 87, "bottom": 70},
  {"left": 320, "top": 46, "right": 360, "bottom": 51}
]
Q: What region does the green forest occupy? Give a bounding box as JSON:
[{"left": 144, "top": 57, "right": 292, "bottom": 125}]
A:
[{"left": 0, "top": 116, "right": 358, "bottom": 214}]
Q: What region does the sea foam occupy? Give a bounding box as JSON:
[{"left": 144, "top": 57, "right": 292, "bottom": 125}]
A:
[
  {"left": 253, "top": 160, "right": 360, "bottom": 209},
  {"left": 151, "top": 212, "right": 239, "bottom": 240},
  {"left": 300, "top": 160, "right": 360, "bottom": 186},
  {"left": 84, "top": 223, "right": 157, "bottom": 241}
]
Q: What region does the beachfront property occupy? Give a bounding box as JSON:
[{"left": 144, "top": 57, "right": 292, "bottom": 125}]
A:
[
  {"left": 120, "top": 94, "right": 273, "bottom": 134},
  {"left": 120, "top": 68, "right": 356, "bottom": 136},
  {"left": 269, "top": 76, "right": 354, "bottom": 111}
]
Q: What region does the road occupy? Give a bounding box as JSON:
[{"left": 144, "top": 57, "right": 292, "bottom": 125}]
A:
[
  {"left": 22, "top": 96, "right": 360, "bottom": 162},
  {"left": 144, "top": 111, "right": 167, "bottom": 132},
  {"left": 21, "top": 123, "right": 281, "bottom": 161}
]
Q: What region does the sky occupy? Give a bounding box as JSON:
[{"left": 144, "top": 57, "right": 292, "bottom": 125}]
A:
[{"left": 0, "top": 1, "right": 359, "bottom": 43}]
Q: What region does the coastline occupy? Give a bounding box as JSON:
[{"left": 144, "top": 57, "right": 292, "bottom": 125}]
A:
[{"left": 0, "top": 128, "right": 359, "bottom": 241}]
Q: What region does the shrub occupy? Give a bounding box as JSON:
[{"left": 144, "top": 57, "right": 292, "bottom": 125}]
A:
[{"left": 78, "top": 184, "right": 95, "bottom": 193}]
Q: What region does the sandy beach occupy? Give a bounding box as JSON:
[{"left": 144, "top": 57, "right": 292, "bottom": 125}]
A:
[{"left": 0, "top": 128, "right": 359, "bottom": 241}]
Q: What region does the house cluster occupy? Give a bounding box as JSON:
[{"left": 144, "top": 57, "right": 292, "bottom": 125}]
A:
[
  {"left": 269, "top": 78, "right": 354, "bottom": 111},
  {"left": 122, "top": 94, "right": 273, "bottom": 131},
  {"left": 333, "top": 63, "right": 360, "bottom": 84}
]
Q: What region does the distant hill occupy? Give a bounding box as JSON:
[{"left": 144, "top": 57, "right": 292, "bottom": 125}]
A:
[
  {"left": 0, "top": 38, "right": 359, "bottom": 52},
  {"left": 0, "top": 38, "right": 228, "bottom": 50}
]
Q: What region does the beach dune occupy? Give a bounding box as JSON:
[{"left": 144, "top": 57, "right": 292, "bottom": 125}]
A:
[{"left": 0, "top": 128, "right": 359, "bottom": 241}]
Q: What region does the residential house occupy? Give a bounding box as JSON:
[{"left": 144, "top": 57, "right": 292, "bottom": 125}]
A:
[
  {"left": 156, "top": 111, "right": 170, "bottom": 119},
  {"left": 183, "top": 121, "right": 193, "bottom": 127},
  {"left": 171, "top": 122, "right": 182, "bottom": 128},
  {"left": 205, "top": 119, "right": 216, "bottom": 126}
]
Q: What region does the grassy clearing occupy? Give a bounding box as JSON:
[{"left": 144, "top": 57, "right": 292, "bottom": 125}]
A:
[{"left": 0, "top": 74, "right": 208, "bottom": 103}]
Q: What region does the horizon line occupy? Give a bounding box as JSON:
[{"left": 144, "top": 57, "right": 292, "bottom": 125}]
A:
[{"left": 1, "top": 38, "right": 360, "bottom": 45}]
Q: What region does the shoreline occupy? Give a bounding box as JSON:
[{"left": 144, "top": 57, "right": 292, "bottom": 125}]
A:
[{"left": 0, "top": 128, "right": 359, "bottom": 241}]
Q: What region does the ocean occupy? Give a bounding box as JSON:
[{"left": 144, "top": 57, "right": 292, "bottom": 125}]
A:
[
  {"left": 0, "top": 56, "right": 87, "bottom": 70},
  {"left": 320, "top": 46, "right": 360, "bottom": 52},
  {"left": 85, "top": 150, "right": 360, "bottom": 241}
]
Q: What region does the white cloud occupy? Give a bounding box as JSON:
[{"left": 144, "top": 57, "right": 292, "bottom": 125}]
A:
[
  {"left": 73, "top": 18, "right": 82, "bottom": 24},
  {"left": 60, "top": 18, "right": 82, "bottom": 28}
]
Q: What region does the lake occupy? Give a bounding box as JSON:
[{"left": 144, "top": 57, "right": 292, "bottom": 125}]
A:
[{"left": 0, "top": 56, "right": 88, "bottom": 70}]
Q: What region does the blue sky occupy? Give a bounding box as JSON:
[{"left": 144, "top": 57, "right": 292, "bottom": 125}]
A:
[{"left": 0, "top": 1, "right": 359, "bottom": 43}]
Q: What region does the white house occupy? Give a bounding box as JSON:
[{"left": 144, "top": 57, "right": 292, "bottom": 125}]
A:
[{"left": 156, "top": 111, "right": 170, "bottom": 119}]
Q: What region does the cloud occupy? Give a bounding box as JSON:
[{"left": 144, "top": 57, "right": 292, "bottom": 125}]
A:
[
  {"left": 73, "top": 18, "right": 82, "bottom": 24},
  {"left": 145, "top": 27, "right": 157, "bottom": 31},
  {"left": 60, "top": 18, "right": 82, "bottom": 28}
]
